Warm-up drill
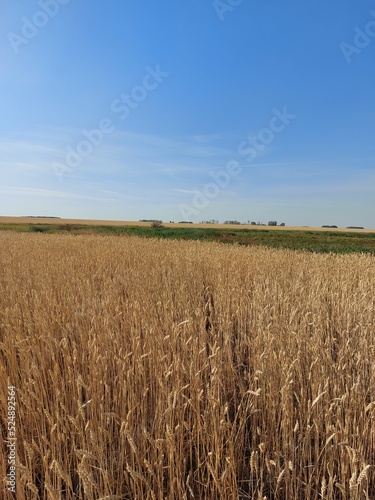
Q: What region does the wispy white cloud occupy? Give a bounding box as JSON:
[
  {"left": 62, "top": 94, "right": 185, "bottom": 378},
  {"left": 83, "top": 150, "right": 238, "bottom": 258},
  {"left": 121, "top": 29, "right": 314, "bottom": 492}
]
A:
[
  {"left": 0, "top": 186, "right": 135, "bottom": 204},
  {"left": 191, "top": 134, "right": 222, "bottom": 144},
  {"left": 0, "top": 160, "right": 46, "bottom": 173},
  {"left": 99, "top": 189, "right": 142, "bottom": 200},
  {"left": 236, "top": 158, "right": 375, "bottom": 169},
  {"left": 237, "top": 169, "right": 375, "bottom": 200},
  {"left": 113, "top": 130, "right": 235, "bottom": 159},
  {"left": 173, "top": 188, "right": 196, "bottom": 194},
  {"left": 0, "top": 141, "right": 59, "bottom": 155}
]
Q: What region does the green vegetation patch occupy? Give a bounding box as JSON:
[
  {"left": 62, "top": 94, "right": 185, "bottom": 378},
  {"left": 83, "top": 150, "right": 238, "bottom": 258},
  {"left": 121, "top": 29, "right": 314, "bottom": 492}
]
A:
[{"left": 0, "top": 223, "right": 375, "bottom": 254}]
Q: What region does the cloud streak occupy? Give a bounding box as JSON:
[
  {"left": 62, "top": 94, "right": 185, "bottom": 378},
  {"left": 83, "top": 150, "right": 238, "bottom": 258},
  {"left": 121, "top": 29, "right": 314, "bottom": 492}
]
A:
[{"left": 0, "top": 186, "right": 138, "bottom": 204}]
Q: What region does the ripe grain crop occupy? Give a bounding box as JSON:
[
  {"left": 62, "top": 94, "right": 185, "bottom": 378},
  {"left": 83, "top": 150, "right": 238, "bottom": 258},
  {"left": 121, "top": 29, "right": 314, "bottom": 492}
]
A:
[{"left": 0, "top": 233, "right": 374, "bottom": 499}]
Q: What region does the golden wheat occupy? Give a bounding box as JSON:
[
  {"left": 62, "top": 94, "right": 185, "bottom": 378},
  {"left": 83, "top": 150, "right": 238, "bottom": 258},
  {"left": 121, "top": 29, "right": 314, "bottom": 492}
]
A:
[{"left": 0, "top": 233, "right": 374, "bottom": 499}]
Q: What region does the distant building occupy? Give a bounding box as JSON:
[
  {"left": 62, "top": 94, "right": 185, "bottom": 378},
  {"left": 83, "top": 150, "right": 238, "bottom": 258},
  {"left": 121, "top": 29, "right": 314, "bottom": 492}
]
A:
[{"left": 268, "top": 221, "right": 277, "bottom": 226}]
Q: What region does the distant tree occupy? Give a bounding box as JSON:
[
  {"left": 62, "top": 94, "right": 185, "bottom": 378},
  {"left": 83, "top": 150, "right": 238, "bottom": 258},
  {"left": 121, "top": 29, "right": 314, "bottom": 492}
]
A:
[{"left": 151, "top": 220, "right": 163, "bottom": 228}]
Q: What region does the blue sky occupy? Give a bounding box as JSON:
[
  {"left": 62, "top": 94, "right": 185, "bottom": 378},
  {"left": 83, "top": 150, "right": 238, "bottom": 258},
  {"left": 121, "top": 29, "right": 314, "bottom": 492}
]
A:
[{"left": 1, "top": 1, "right": 374, "bottom": 227}]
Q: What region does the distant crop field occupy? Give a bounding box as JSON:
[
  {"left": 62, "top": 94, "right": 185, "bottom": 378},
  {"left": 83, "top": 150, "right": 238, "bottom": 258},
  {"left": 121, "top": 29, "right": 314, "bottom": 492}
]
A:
[
  {"left": 1, "top": 233, "right": 374, "bottom": 499},
  {"left": 0, "top": 216, "right": 374, "bottom": 232},
  {"left": 1, "top": 218, "right": 375, "bottom": 254}
]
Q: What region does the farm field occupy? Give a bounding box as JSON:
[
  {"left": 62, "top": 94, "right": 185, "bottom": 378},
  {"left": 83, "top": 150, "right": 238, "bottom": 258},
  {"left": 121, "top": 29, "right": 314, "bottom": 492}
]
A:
[
  {"left": 0, "top": 233, "right": 374, "bottom": 499},
  {"left": 1, "top": 216, "right": 375, "bottom": 232},
  {"left": 0, "top": 218, "right": 375, "bottom": 255}
]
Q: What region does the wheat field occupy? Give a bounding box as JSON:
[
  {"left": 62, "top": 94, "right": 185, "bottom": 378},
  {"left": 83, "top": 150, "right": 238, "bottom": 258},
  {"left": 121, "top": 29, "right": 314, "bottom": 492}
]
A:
[{"left": 0, "top": 232, "right": 374, "bottom": 499}]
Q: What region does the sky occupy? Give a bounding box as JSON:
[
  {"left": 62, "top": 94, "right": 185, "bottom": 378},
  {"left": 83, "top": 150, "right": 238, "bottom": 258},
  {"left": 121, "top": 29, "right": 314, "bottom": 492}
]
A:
[{"left": 0, "top": 1, "right": 374, "bottom": 227}]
